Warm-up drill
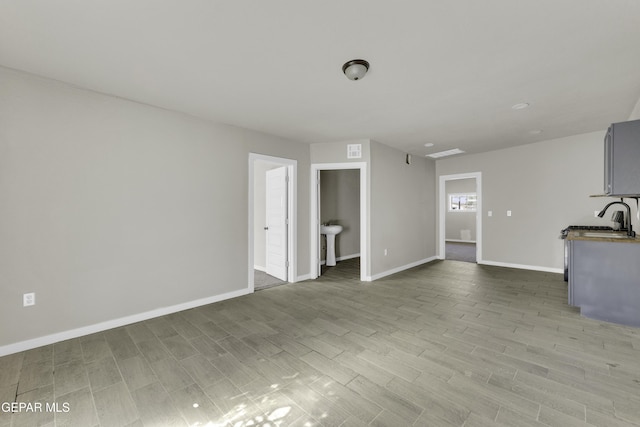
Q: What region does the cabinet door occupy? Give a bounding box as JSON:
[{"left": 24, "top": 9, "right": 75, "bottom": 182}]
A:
[{"left": 608, "top": 119, "right": 640, "bottom": 195}]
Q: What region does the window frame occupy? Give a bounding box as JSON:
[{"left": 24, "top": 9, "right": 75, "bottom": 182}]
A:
[{"left": 448, "top": 193, "right": 477, "bottom": 212}]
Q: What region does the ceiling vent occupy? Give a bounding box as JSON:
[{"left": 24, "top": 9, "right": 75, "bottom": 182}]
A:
[{"left": 426, "top": 148, "right": 465, "bottom": 158}]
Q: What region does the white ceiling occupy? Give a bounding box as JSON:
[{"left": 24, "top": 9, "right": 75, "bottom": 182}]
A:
[{"left": 1, "top": 1, "right": 639, "bottom": 156}]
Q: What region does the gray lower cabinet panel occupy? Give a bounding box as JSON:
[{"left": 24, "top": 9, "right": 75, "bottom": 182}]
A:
[{"left": 569, "top": 240, "right": 640, "bottom": 326}]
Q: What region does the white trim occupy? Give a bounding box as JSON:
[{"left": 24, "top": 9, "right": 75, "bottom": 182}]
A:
[
  {"left": 337, "top": 253, "right": 361, "bottom": 261},
  {"left": 296, "top": 273, "right": 312, "bottom": 282},
  {"left": 0, "top": 288, "right": 250, "bottom": 357},
  {"left": 320, "top": 253, "right": 361, "bottom": 265},
  {"left": 479, "top": 260, "right": 563, "bottom": 274},
  {"left": 368, "top": 256, "right": 438, "bottom": 281},
  {"left": 439, "top": 172, "right": 482, "bottom": 263},
  {"left": 311, "top": 163, "right": 368, "bottom": 281},
  {"left": 249, "top": 153, "right": 297, "bottom": 293},
  {"left": 445, "top": 239, "right": 476, "bottom": 243},
  {"left": 253, "top": 265, "right": 266, "bottom": 272}
]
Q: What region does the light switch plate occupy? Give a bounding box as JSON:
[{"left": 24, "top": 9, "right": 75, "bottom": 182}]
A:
[
  {"left": 507, "top": 210, "right": 512, "bottom": 217},
  {"left": 23, "top": 293, "right": 35, "bottom": 307}
]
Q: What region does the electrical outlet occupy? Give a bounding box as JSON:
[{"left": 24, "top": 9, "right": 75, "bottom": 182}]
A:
[
  {"left": 595, "top": 210, "right": 600, "bottom": 217},
  {"left": 384, "top": 249, "right": 388, "bottom": 256},
  {"left": 507, "top": 210, "right": 512, "bottom": 217},
  {"left": 23, "top": 292, "right": 35, "bottom": 307},
  {"left": 488, "top": 211, "right": 493, "bottom": 217}
]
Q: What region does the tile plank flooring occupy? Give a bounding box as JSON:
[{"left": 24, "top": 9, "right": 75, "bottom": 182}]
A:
[{"left": 2, "top": 258, "right": 640, "bottom": 426}]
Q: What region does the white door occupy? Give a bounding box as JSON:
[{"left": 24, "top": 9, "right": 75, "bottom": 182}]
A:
[{"left": 266, "top": 167, "right": 288, "bottom": 281}]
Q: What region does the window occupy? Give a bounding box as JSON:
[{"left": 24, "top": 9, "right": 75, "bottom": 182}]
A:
[{"left": 448, "top": 193, "right": 477, "bottom": 212}]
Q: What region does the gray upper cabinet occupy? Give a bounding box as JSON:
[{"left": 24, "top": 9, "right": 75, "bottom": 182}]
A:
[{"left": 604, "top": 118, "right": 640, "bottom": 196}]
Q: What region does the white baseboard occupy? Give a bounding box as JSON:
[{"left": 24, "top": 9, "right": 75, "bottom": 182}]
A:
[
  {"left": 296, "top": 273, "right": 312, "bottom": 282},
  {"left": 337, "top": 253, "right": 360, "bottom": 261},
  {"left": 0, "top": 288, "right": 252, "bottom": 357},
  {"left": 478, "top": 260, "right": 563, "bottom": 274},
  {"left": 445, "top": 239, "right": 476, "bottom": 243},
  {"left": 320, "top": 253, "right": 360, "bottom": 266},
  {"left": 253, "top": 265, "right": 266, "bottom": 272},
  {"left": 368, "top": 256, "right": 438, "bottom": 281}
]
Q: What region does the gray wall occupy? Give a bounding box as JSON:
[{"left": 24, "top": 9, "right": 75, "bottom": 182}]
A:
[
  {"left": 320, "top": 169, "right": 360, "bottom": 261},
  {"left": 310, "top": 140, "right": 370, "bottom": 164},
  {"left": 0, "top": 67, "right": 310, "bottom": 349},
  {"left": 436, "top": 131, "right": 619, "bottom": 270},
  {"left": 445, "top": 178, "right": 477, "bottom": 241},
  {"left": 311, "top": 140, "right": 372, "bottom": 277},
  {"left": 370, "top": 141, "right": 437, "bottom": 276},
  {"left": 253, "top": 161, "right": 282, "bottom": 270},
  {"left": 311, "top": 139, "right": 437, "bottom": 279},
  {"left": 630, "top": 98, "right": 640, "bottom": 121}
]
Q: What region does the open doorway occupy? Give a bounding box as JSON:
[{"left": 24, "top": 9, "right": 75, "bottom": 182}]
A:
[
  {"left": 311, "top": 162, "right": 367, "bottom": 281},
  {"left": 248, "top": 154, "right": 297, "bottom": 291},
  {"left": 319, "top": 169, "right": 360, "bottom": 277},
  {"left": 439, "top": 172, "right": 482, "bottom": 263}
]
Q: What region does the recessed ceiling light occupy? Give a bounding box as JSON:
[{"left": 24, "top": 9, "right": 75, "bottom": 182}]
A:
[
  {"left": 424, "top": 143, "right": 434, "bottom": 147},
  {"left": 511, "top": 102, "right": 530, "bottom": 110},
  {"left": 529, "top": 129, "right": 543, "bottom": 135},
  {"left": 426, "top": 148, "right": 465, "bottom": 158}
]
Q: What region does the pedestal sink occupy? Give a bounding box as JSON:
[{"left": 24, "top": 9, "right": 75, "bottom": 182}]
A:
[{"left": 321, "top": 225, "right": 343, "bottom": 267}]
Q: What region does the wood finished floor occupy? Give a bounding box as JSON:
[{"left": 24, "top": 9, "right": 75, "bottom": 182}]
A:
[{"left": 2, "top": 258, "right": 640, "bottom": 426}]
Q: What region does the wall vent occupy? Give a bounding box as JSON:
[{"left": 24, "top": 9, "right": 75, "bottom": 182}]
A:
[{"left": 347, "top": 144, "right": 362, "bottom": 159}]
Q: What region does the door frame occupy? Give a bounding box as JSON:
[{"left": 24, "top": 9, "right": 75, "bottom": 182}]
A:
[
  {"left": 438, "top": 172, "right": 482, "bottom": 262},
  {"left": 310, "top": 162, "right": 368, "bottom": 281},
  {"left": 248, "top": 153, "right": 297, "bottom": 292}
]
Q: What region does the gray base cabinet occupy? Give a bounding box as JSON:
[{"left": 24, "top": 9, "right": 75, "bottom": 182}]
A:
[{"left": 569, "top": 239, "right": 640, "bottom": 326}]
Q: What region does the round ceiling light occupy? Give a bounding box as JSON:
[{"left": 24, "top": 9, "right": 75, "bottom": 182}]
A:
[
  {"left": 511, "top": 102, "right": 530, "bottom": 110},
  {"left": 342, "top": 59, "right": 370, "bottom": 81},
  {"left": 424, "top": 143, "right": 434, "bottom": 147}
]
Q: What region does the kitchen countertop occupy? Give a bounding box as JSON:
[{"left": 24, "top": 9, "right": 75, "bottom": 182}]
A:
[{"left": 566, "top": 230, "right": 640, "bottom": 243}]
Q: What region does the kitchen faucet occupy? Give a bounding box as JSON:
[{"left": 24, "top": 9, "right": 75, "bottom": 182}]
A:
[{"left": 597, "top": 200, "right": 636, "bottom": 237}]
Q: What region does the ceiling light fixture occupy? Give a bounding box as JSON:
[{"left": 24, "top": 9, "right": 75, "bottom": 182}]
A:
[
  {"left": 426, "top": 148, "right": 465, "bottom": 158},
  {"left": 511, "top": 102, "right": 530, "bottom": 110},
  {"left": 342, "top": 59, "right": 370, "bottom": 81},
  {"left": 529, "top": 129, "right": 543, "bottom": 135},
  {"left": 424, "top": 143, "right": 434, "bottom": 147}
]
